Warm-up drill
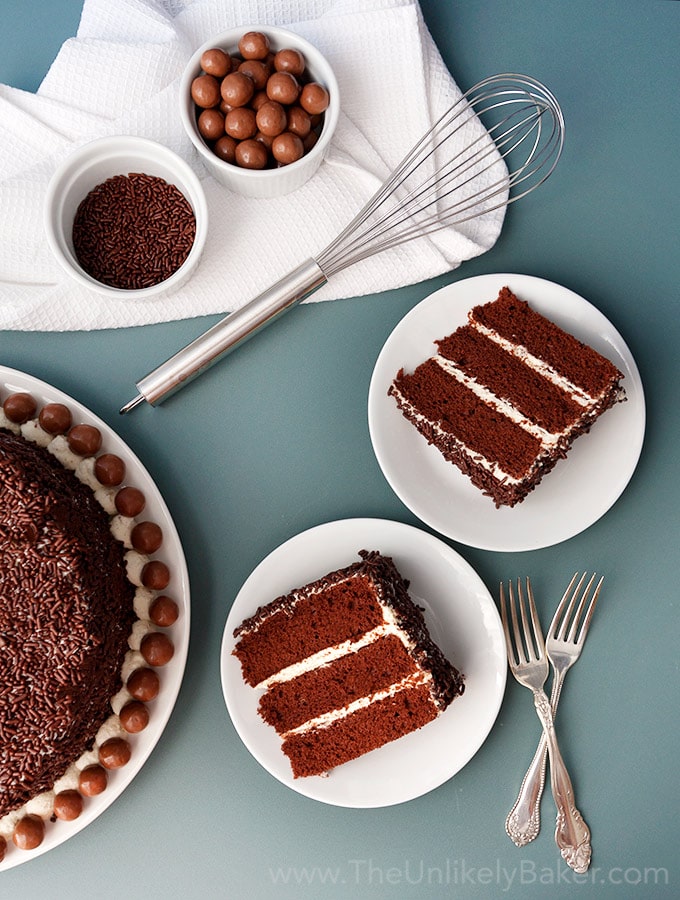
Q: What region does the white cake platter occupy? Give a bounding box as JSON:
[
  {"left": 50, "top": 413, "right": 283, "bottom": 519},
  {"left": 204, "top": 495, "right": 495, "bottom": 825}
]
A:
[{"left": 0, "top": 366, "right": 190, "bottom": 870}]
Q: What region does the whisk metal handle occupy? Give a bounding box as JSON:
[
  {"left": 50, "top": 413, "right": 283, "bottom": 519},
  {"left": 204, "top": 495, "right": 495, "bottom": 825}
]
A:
[{"left": 120, "top": 259, "right": 327, "bottom": 412}]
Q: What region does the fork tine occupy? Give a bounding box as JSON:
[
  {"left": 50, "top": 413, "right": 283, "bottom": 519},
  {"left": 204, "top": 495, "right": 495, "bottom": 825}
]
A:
[
  {"left": 573, "top": 575, "right": 603, "bottom": 644},
  {"left": 500, "top": 581, "right": 516, "bottom": 666},
  {"left": 510, "top": 579, "right": 528, "bottom": 665},
  {"left": 551, "top": 572, "right": 585, "bottom": 641},
  {"left": 500, "top": 580, "right": 522, "bottom": 667},
  {"left": 525, "top": 577, "right": 545, "bottom": 660},
  {"left": 516, "top": 579, "right": 532, "bottom": 661},
  {"left": 565, "top": 573, "right": 596, "bottom": 642}
]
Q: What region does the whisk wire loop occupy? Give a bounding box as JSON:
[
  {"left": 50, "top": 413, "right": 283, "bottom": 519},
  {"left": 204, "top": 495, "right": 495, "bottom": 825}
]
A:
[{"left": 316, "top": 73, "right": 564, "bottom": 276}]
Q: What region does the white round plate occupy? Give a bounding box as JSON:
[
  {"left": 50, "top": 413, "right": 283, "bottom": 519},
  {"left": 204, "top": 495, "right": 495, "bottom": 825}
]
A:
[
  {"left": 0, "top": 366, "right": 190, "bottom": 870},
  {"left": 221, "top": 517, "right": 506, "bottom": 808},
  {"left": 368, "top": 273, "right": 646, "bottom": 551}
]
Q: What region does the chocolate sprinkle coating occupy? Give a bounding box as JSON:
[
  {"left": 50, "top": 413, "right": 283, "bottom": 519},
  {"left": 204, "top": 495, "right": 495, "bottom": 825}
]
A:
[{"left": 0, "top": 428, "right": 136, "bottom": 818}]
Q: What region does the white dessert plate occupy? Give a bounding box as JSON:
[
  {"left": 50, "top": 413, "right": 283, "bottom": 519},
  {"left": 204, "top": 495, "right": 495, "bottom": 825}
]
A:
[
  {"left": 221, "top": 517, "right": 506, "bottom": 808},
  {"left": 368, "top": 273, "right": 646, "bottom": 551},
  {"left": 0, "top": 366, "right": 190, "bottom": 871}
]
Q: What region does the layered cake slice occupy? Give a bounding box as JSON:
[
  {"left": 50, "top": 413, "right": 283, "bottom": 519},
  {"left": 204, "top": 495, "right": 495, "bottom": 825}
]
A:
[
  {"left": 232, "top": 550, "right": 464, "bottom": 778},
  {"left": 388, "top": 286, "right": 626, "bottom": 507}
]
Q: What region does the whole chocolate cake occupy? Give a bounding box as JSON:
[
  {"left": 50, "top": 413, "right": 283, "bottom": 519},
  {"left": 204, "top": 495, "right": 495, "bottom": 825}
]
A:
[
  {"left": 0, "top": 388, "right": 178, "bottom": 863},
  {"left": 0, "top": 429, "right": 136, "bottom": 819}
]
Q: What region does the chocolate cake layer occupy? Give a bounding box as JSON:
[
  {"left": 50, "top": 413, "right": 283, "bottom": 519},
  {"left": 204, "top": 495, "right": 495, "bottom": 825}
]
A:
[
  {"left": 391, "top": 358, "right": 542, "bottom": 479},
  {"left": 258, "top": 634, "right": 421, "bottom": 734},
  {"left": 233, "top": 572, "right": 385, "bottom": 687},
  {"left": 436, "top": 325, "right": 584, "bottom": 433},
  {"left": 470, "top": 287, "right": 622, "bottom": 392},
  {"left": 281, "top": 682, "right": 439, "bottom": 778}
]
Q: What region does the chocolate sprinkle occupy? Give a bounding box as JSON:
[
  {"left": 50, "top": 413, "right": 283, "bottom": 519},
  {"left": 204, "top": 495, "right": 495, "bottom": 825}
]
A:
[{"left": 71, "top": 172, "right": 196, "bottom": 290}]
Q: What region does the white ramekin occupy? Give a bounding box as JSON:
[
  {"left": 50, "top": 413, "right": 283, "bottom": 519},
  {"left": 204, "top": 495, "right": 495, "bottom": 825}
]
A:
[
  {"left": 180, "top": 26, "right": 339, "bottom": 199},
  {"left": 44, "top": 135, "right": 208, "bottom": 299}
]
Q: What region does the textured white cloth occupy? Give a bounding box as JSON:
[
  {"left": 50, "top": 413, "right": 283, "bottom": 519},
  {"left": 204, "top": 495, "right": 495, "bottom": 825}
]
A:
[{"left": 0, "top": 0, "right": 505, "bottom": 331}]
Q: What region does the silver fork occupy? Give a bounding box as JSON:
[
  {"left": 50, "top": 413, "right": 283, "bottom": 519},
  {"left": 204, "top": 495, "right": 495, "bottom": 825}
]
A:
[
  {"left": 500, "top": 578, "right": 592, "bottom": 874},
  {"left": 505, "top": 573, "right": 603, "bottom": 847}
]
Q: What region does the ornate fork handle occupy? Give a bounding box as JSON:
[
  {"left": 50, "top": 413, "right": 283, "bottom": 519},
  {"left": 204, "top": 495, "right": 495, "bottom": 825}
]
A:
[
  {"left": 532, "top": 689, "right": 591, "bottom": 873},
  {"left": 505, "top": 671, "right": 565, "bottom": 845}
]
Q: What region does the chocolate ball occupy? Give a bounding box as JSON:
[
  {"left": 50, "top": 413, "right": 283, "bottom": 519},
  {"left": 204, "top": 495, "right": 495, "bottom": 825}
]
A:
[
  {"left": 200, "top": 48, "right": 231, "bottom": 77},
  {"left": 197, "top": 108, "right": 225, "bottom": 141},
  {"left": 213, "top": 135, "right": 238, "bottom": 163},
  {"left": 238, "top": 59, "right": 270, "bottom": 90},
  {"left": 3, "top": 392, "right": 37, "bottom": 424},
  {"left": 300, "top": 82, "right": 330, "bottom": 115},
  {"left": 225, "top": 106, "right": 257, "bottom": 140},
  {"left": 79, "top": 764, "right": 108, "bottom": 796},
  {"left": 274, "top": 48, "right": 305, "bottom": 77},
  {"left": 272, "top": 132, "right": 304, "bottom": 165},
  {"left": 191, "top": 73, "right": 221, "bottom": 108},
  {"left": 99, "top": 737, "right": 132, "bottom": 770},
  {"left": 39, "top": 402, "right": 72, "bottom": 434},
  {"left": 53, "top": 790, "right": 84, "bottom": 821},
  {"left": 266, "top": 71, "right": 300, "bottom": 105},
  {"left": 127, "top": 667, "right": 160, "bottom": 702},
  {"left": 141, "top": 631, "right": 175, "bottom": 667},
  {"left": 131, "top": 520, "right": 163, "bottom": 554},
  {"left": 141, "top": 560, "right": 170, "bottom": 590},
  {"left": 238, "top": 31, "right": 270, "bottom": 60},
  {"left": 67, "top": 424, "right": 102, "bottom": 456},
  {"left": 287, "top": 105, "right": 312, "bottom": 138},
  {"left": 13, "top": 815, "right": 45, "bottom": 850},
  {"left": 94, "top": 453, "right": 126, "bottom": 486},
  {"left": 220, "top": 72, "right": 255, "bottom": 107},
  {"left": 119, "top": 700, "right": 150, "bottom": 734},
  {"left": 114, "top": 485, "right": 146, "bottom": 517},
  {"left": 234, "top": 138, "right": 268, "bottom": 169},
  {"left": 256, "top": 100, "right": 287, "bottom": 137},
  {"left": 149, "top": 594, "right": 179, "bottom": 627}
]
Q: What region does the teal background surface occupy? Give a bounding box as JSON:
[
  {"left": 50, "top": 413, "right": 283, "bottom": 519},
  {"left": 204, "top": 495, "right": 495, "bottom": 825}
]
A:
[{"left": 1, "top": 2, "right": 678, "bottom": 898}]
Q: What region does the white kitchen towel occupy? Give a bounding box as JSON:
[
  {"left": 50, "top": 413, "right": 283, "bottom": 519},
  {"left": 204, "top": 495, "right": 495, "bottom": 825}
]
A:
[{"left": 0, "top": 0, "right": 505, "bottom": 331}]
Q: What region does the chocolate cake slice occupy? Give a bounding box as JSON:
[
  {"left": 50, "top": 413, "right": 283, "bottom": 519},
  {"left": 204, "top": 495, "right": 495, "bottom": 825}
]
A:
[
  {"left": 233, "top": 550, "right": 464, "bottom": 778},
  {"left": 388, "top": 286, "right": 625, "bottom": 507}
]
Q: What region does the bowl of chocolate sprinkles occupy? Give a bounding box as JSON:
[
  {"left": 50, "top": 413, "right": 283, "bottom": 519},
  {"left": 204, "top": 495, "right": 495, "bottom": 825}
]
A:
[{"left": 44, "top": 135, "right": 208, "bottom": 297}]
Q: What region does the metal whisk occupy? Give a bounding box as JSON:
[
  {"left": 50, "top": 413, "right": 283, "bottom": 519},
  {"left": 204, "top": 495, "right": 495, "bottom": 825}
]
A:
[{"left": 121, "top": 73, "right": 564, "bottom": 412}]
